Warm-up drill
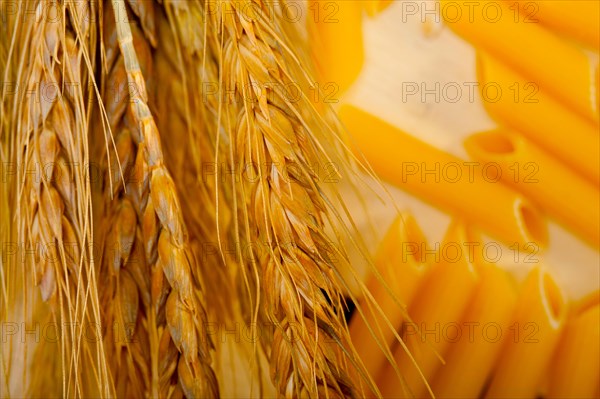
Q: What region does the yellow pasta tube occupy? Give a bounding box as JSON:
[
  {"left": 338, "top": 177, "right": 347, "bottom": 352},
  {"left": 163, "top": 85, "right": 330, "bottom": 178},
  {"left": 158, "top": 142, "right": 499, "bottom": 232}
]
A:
[
  {"left": 363, "top": 0, "right": 393, "bottom": 17},
  {"left": 350, "top": 212, "right": 430, "bottom": 382},
  {"left": 477, "top": 52, "right": 600, "bottom": 186},
  {"left": 575, "top": 290, "right": 600, "bottom": 315},
  {"left": 507, "top": 0, "right": 600, "bottom": 49},
  {"left": 339, "top": 104, "right": 548, "bottom": 249},
  {"left": 431, "top": 263, "right": 518, "bottom": 399},
  {"left": 547, "top": 292, "right": 600, "bottom": 398},
  {"left": 440, "top": 0, "right": 599, "bottom": 122},
  {"left": 308, "top": 0, "right": 364, "bottom": 94},
  {"left": 486, "top": 267, "right": 567, "bottom": 399},
  {"left": 378, "top": 221, "right": 481, "bottom": 398},
  {"left": 465, "top": 129, "right": 600, "bottom": 248}
]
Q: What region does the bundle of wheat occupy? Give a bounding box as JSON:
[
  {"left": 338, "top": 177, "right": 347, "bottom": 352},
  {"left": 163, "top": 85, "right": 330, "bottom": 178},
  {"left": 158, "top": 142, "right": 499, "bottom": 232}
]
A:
[{"left": 0, "top": 1, "right": 388, "bottom": 397}]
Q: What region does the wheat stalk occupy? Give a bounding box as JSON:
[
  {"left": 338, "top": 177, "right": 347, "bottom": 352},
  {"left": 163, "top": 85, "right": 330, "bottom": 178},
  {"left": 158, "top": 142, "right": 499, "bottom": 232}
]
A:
[
  {"left": 2, "top": 1, "right": 111, "bottom": 397},
  {"left": 155, "top": 3, "right": 287, "bottom": 394},
  {"left": 98, "top": 2, "right": 174, "bottom": 396},
  {"left": 198, "top": 1, "right": 375, "bottom": 396},
  {"left": 154, "top": 0, "right": 237, "bottom": 327},
  {"left": 104, "top": 0, "right": 220, "bottom": 396},
  {"left": 96, "top": 2, "right": 156, "bottom": 394}
]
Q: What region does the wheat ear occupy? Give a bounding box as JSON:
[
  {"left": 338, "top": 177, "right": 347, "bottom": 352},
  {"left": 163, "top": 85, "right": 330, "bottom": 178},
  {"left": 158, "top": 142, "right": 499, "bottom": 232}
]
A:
[
  {"left": 5, "top": 1, "right": 111, "bottom": 396},
  {"left": 107, "top": 0, "right": 220, "bottom": 396},
  {"left": 202, "top": 1, "right": 374, "bottom": 396},
  {"left": 154, "top": 0, "right": 237, "bottom": 326},
  {"left": 95, "top": 1, "right": 162, "bottom": 395},
  {"left": 156, "top": 3, "right": 287, "bottom": 394}
]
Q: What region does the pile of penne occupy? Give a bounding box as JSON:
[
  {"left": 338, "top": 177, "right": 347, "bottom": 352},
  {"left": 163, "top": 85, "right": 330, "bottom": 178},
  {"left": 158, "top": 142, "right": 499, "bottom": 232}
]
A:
[
  {"left": 446, "top": 0, "right": 600, "bottom": 249},
  {"left": 350, "top": 213, "right": 599, "bottom": 398},
  {"left": 310, "top": 0, "right": 600, "bottom": 397}
]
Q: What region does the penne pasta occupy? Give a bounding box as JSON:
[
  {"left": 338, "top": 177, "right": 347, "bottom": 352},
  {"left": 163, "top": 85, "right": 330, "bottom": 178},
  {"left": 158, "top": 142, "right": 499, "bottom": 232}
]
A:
[
  {"left": 378, "top": 221, "right": 481, "bottom": 398},
  {"left": 308, "top": 0, "right": 364, "bottom": 94},
  {"left": 465, "top": 129, "right": 600, "bottom": 248},
  {"left": 547, "top": 292, "right": 600, "bottom": 399},
  {"left": 506, "top": 0, "right": 600, "bottom": 50},
  {"left": 477, "top": 52, "right": 600, "bottom": 186},
  {"left": 363, "top": 0, "right": 394, "bottom": 17},
  {"left": 575, "top": 290, "right": 600, "bottom": 315},
  {"left": 485, "top": 267, "right": 567, "bottom": 399},
  {"left": 350, "top": 212, "right": 430, "bottom": 386},
  {"left": 440, "top": 0, "right": 599, "bottom": 122},
  {"left": 339, "top": 104, "right": 548, "bottom": 249},
  {"left": 431, "top": 263, "right": 518, "bottom": 399}
]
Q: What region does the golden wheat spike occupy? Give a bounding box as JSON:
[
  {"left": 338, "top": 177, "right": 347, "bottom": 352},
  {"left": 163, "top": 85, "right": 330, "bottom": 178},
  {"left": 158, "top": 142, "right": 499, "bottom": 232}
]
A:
[
  {"left": 199, "top": 0, "right": 379, "bottom": 396},
  {"left": 108, "top": 0, "right": 220, "bottom": 396},
  {"left": 1, "top": 1, "right": 112, "bottom": 397}
]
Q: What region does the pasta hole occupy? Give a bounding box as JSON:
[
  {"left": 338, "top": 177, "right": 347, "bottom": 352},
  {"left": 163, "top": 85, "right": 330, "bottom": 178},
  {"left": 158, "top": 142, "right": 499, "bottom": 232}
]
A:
[
  {"left": 472, "top": 131, "right": 515, "bottom": 155},
  {"left": 542, "top": 272, "right": 564, "bottom": 322},
  {"left": 518, "top": 203, "right": 548, "bottom": 247}
]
